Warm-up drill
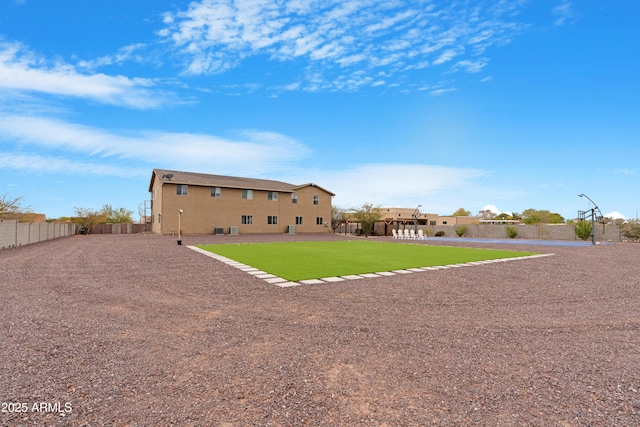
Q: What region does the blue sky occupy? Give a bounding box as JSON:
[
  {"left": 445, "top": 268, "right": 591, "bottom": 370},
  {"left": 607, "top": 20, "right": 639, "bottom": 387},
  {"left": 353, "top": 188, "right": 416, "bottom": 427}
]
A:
[{"left": 1, "top": 0, "right": 638, "bottom": 220}]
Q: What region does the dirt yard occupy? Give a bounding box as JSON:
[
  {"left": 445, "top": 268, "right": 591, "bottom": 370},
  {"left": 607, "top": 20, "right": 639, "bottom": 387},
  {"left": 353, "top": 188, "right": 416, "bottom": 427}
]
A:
[{"left": 1, "top": 233, "right": 638, "bottom": 426}]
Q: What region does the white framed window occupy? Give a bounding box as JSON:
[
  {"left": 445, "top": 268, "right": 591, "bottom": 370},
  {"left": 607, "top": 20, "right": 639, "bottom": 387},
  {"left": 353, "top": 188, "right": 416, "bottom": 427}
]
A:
[
  {"left": 176, "top": 184, "right": 188, "bottom": 196},
  {"left": 242, "top": 215, "right": 253, "bottom": 225},
  {"left": 313, "top": 195, "right": 319, "bottom": 205},
  {"left": 291, "top": 193, "right": 298, "bottom": 204},
  {"left": 242, "top": 189, "right": 253, "bottom": 200},
  {"left": 316, "top": 217, "right": 323, "bottom": 225},
  {"left": 296, "top": 216, "right": 303, "bottom": 225},
  {"left": 268, "top": 191, "right": 278, "bottom": 201},
  {"left": 267, "top": 216, "right": 278, "bottom": 225},
  {"left": 211, "top": 187, "right": 221, "bottom": 198}
]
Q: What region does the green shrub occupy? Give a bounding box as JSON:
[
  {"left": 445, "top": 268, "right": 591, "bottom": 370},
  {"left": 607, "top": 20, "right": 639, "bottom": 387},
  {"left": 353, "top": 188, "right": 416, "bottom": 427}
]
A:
[
  {"left": 435, "top": 230, "right": 445, "bottom": 237},
  {"left": 506, "top": 226, "right": 518, "bottom": 239},
  {"left": 454, "top": 225, "right": 467, "bottom": 237},
  {"left": 574, "top": 220, "right": 592, "bottom": 241}
]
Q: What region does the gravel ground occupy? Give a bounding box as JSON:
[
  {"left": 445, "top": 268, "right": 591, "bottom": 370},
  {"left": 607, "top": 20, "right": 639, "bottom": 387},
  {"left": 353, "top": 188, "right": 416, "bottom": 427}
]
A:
[{"left": 1, "top": 233, "right": 639, "bottom": 426}]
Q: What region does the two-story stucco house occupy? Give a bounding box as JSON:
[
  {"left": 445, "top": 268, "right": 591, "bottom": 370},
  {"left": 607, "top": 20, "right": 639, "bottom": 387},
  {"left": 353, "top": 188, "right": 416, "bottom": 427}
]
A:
[{"left": 148, "top": 169, "right": 334, "bottom": 235}]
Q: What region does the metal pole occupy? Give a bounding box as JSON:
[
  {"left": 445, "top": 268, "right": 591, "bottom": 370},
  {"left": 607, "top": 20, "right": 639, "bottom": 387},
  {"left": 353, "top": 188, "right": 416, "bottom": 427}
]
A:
[
  {"left": 177, "top": 209, "right": 183, "bottom": 245},
  {"left": 591, "top": 208, "right": 595, "bottom": 245}
]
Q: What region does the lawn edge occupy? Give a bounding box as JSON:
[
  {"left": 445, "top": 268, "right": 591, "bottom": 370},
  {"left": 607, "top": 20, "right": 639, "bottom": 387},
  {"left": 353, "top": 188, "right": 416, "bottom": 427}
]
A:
[{"left": 188, "top": 245, "right": 554, "bottom": 288}]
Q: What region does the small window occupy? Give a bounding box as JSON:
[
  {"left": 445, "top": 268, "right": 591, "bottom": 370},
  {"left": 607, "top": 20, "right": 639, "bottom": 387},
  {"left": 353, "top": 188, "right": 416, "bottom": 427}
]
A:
[
  {"left": 291, "top": 193, "right": 298, "bottom": 204},
  {"left": 267, "top": 216, "right": 278, "bottom": 225},
  {"left": 176, "top": 184, "right": 188, "bottom": 196},
  {"left": 211, "top": 187, "right": 221, "bottom": 198},
  {"left": 316, "top": 217, "right": 323, "bottom": 225},
  {"left": 242, "top": 215, "right": 253, "bottom": 225},
  {"left": 296, "top": 216, "right": 303, "bottom": 225},
  {"left": 313, "top": 195, "right": 319, "bottom": 205},
  {"left": 242, "top": 189, "right": 253, "bottom": 200},
  {"left": 442, "top": 221, "right": 448, "bottom": 225},
  {"left": 268, "top": 191, "right": 278, "bottom": 201}
]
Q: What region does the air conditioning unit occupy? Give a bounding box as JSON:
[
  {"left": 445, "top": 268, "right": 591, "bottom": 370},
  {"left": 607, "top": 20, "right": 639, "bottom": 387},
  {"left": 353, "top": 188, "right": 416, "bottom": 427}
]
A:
[
  {"left": 229, "top": 226, "right": 239, "bottom": 235},
  {"left": 213, "top": 227, "right": 224, "bottom": 235},
  {"left": 287, "top": 225, "right": 295, "bottom": 234}
]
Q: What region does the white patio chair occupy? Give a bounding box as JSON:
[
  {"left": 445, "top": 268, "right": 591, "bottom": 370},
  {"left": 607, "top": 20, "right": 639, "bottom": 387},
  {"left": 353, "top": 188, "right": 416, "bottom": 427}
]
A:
[
  {"left": 392, "top": 229, "right": 398, "bottom": 239},
  {"left": 409, "top": 229, "right": 416, "bottom": 239},
  {"left": 417, "top": 229, "right": 425, "bottom": 240},
  {"left": 404, "top": 229, "right": 410, "bottom": 239}
]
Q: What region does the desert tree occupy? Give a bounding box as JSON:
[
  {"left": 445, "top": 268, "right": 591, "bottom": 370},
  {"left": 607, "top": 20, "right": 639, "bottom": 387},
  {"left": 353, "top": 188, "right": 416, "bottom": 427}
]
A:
[
  {"left": 478, "top": 209, "right": 496, "bottom": 220},
  {"left": 331, "top": 205, "right": 348, "bottom": 233},
  {"left": 494, "top": 212, "right": 513, "bottom": 221},
  {"left": 102, "top": 204, "right": 134, "bottom": 223},
  {"left": 73, "top": 207, "right": 107, "bottom": 234},
  {"left": 621, "top": 219, "right": 640, "bottom": 241},
  {"left": 351, "top": 203, "right": 382, "bottom": 237},
  {"left": 0, "top": 193, "right": 33, "bottom": 220},
  {"left": 452, "top": 208, "right": 471, "bottom": 216},
  {"left": 522, "top": 208, "right": 565, "bottom": 224}
]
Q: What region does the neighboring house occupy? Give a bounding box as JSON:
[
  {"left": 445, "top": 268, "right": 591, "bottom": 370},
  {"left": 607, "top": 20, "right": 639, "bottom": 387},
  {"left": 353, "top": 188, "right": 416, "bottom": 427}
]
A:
[
  {"left": 148, "top": 169, "right": 334, "bottom": 235},
  {"left": 367, "top": 207, "right": 479, "bottom": 236},
  {"left": 379, "top": 207, "right": 479, "bottom": 228},
  {"left": 339, "top": 207, "right": 480, "bottom": 235}
]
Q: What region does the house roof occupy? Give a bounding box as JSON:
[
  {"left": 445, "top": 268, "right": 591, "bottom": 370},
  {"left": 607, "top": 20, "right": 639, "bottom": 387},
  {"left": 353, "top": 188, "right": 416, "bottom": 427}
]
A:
[{"left": 149, "top": 169, "right": 334, "bottom": 196}]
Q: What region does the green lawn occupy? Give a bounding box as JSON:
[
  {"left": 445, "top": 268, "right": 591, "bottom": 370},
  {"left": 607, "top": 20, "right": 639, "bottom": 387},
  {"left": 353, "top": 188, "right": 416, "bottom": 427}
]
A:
[{"left": 197, "top": 240, "right": 537, "bottom": 281}]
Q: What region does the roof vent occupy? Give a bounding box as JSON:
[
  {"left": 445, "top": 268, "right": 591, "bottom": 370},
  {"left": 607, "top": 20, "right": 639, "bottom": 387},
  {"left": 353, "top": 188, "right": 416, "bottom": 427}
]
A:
[{"left": 162, "top": 173, "right": 174, "bottom": 180}]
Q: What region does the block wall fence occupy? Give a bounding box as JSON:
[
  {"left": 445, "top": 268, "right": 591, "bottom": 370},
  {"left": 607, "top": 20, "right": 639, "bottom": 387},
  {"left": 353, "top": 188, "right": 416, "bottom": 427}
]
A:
[
  {"left": 2, "top": 219, "right": 628, "bottom": 248},
  {"left": 0, "top": 220, "right": 78, "bottom": 250},
  {"left": 371, "top": 223, "right": 624, "bottom": 242}
]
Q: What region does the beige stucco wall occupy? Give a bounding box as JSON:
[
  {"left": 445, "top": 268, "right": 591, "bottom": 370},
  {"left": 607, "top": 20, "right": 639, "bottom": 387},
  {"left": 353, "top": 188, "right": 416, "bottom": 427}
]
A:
[
  {"left": 150, "top": 177, "right": 163, "bottom": 234},
  {"left": 151, "top": 182, "right": 332, "bottom": 235},
  {"left": 435, "top": 216, "right": 479, "bottom": 226}
]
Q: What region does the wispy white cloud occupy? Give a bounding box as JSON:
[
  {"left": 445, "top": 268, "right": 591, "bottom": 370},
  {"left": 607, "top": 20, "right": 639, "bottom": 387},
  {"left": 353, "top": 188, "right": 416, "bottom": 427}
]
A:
[
  {"left": 613, "top": 168, "right": 636, "bottom": 176},
  {"left": 417, "top": 79, "right": 456, "bottom": 95},
  {"left": 0, "top": 152, "right": 146, "bottom": 178},
  {"left": 159, "top": 0, "right": 530, "bottom": 91},
  {"left": 552, "top": 1, "right": 575, "bottom": 26},
  {"left": 76, "top": 43, "right": 149, "bottom": 71},
  {"left": 433, "top": 48, "right": 463, "bottom": 66},
  {"left": 0, "top": 115, "right": 311, "bottom": 176},
  {"left": 0, "top": 113, "right": 518, "bottom": 215},
  {"left": 0, "top": 40, "right": 169, "bottom": 109},
  {"left": 282, "top": 163, "right": 492, "bottom": 213},
  {"left": 452, "top": 59, "right": 488, "bottom": 73},
  {"left": 429, "top": 88, "right": 457, "bottom": 96}
]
